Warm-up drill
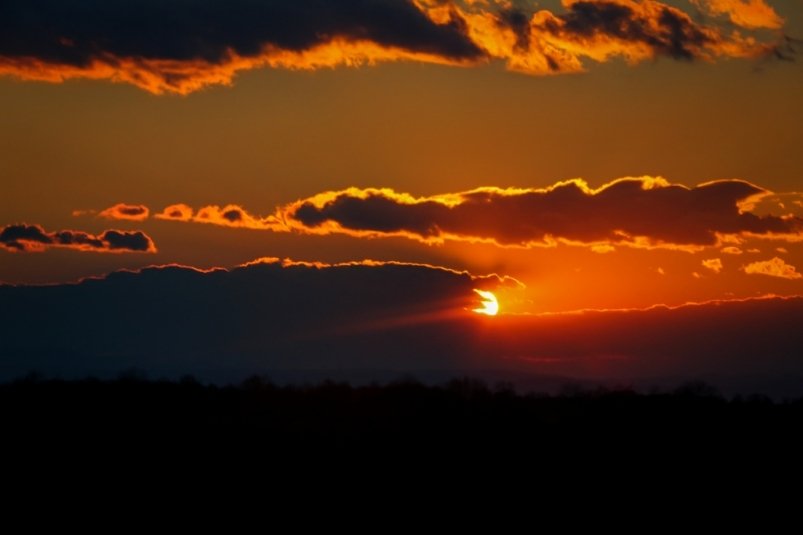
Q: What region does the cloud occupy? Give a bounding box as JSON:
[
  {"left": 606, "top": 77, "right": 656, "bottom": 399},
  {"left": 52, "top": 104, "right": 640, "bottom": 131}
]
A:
[
  {"left": 0, "top": 258, "right": 515, "bottom": 376},
  {"left": 155, "top": 203, "right": 283, "bottom": 230},
  {"left": 743, "top": 257, "right": 802, "bottom": 280},
  {"left": 591, "top": 244, "right": 616, "bottom": 253},
  {"left": 746, "top": 192, "right": 803, "bottom": 218},
  {"left": 98, "top": 203, "right": 150, "bottom": 222},
  {"left": 278, "top": 177, "right": 803, "bottom": 250},
  {"left": 1, "top": 259, "right": 801, "bottom": 396},
  {"left": 0, "top": 223, "right": 156, "bottom": 253},
  {"left": 517, "top": 0, "right": 776, "bottom": 68},
  {"left": 0, "top": 0, "right": 785, "bottom": 94},
  {"left": 702, "top": 258, "right": 723, "bottom": 273},
  {"left": 154, "top": 203, "right": 193, "bottom": 222},
  {"left": 690, "top": 0, "right": 784, "bottom": 30},
  {"left": 0, "top": 0, "right": 483, "bottom": 94},
  {"left": 487, "top": 295, "right": 803, "bottom": 396}
]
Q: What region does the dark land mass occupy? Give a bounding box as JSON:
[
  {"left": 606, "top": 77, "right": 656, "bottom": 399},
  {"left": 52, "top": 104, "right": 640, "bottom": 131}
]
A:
[{"left": 5, "top": 375, "right": 803, "bottom": 465}]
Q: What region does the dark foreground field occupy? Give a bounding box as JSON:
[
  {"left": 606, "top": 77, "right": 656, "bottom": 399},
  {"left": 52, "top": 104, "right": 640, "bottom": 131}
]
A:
[{"left": 4, "top": 375, "right": 803, "bottom": 459}]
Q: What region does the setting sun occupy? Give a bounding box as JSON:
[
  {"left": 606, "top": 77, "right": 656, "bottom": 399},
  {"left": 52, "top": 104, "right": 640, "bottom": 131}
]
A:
[{"left": 473, "top": 289, "right": 499, "bottom": 316}]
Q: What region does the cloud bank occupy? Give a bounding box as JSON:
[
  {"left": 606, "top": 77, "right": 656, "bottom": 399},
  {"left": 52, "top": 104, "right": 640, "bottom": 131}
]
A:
[
  {"left": 0, "top": 259, "right": 801, "bottom": 395},
  {"left": 0, "top": 258, "right": 512, "bottom": 376},
  {"left": 0, "top": 223, "right": 156, "bottom": 253},
  {"left": 0, "top": 0, "right": 787, "bottom": 93}
]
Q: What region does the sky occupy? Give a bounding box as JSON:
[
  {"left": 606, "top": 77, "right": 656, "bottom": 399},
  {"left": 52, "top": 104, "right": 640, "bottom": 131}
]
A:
[{"left": 1, "top": 0, "right": 802, "bottom": 391}]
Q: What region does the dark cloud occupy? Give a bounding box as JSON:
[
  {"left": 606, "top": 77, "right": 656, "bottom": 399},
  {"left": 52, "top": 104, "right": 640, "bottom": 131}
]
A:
[
  {"left": 0, "top": 223, "right": 156, "bottom": 253},
  {"left": 0, "top": 259, "right": 801, "bottom": 396},
  {"left": 0, "top": 0, "right": 482, "bottom": 93},
  {"left": 0, "top": 259, "right": 512, "bottom": 378},
  {"left": 488, "top": 296, "right": 803, "bottom": 396},
  {"left": 499, "top": 7, "right": 532, "bottom": 50},
  {"left": 0, "top": 0, "right": 482, "bottom": 63},
  {"left": 0, "top": 0, "right": 784, "bottom": 93},
  {"left": 282, "top": 178, "right": 803, "bottom": 249},
  {"left": 222, "top": 209, "right": 243, "bottom": 223},
  {"left": 545, "top": 1, "right": 712, "bottom": 60},
  {"left": 52, "top": 230, "right": 104, "bottom": 249},
  {"left": 0, "top": 224, "right": 52, "bottom": 250},
  {"left": 102, "top": 230, "right": 155, "bottom": 252}
]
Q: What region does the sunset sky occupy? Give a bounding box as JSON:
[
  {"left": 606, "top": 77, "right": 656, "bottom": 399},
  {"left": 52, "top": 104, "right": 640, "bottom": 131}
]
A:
[{"left": 1, "top": 0, "right": 802, "bottom": 391}]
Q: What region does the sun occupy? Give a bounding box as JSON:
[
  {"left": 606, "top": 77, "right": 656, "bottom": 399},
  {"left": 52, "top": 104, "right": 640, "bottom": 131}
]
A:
[{"left": 472, "top": 289, "right": 499, "bottom": 316}]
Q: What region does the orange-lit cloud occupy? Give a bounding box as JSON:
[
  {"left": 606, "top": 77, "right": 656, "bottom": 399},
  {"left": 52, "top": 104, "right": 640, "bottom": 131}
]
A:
[
  {"left": 702, "top": 258, "right": 723, "bottom": 273},
  {"left": 0, "top": 0, "right": 786, "bottom": 94},
  {"left": 742, "top": 257, "right": 802, "bottom": 279},
  {"left": 155, "top": 203, "right": 283, "bottom": 230},
  {"left": 98, "top": 203, "right": 150, "bottom": 222},
  {"left": 691, "top": 0, "right": 784, "bottom": 29},
  {"left": 746, "top": 192, "right": 803, "bottom": 218},
  {"left": 154, "top": 204, "right": 193, "bottom": 222},
  {"left": 591, "top": 244, "right": 616, "bottom": 254},
  {"left": 0, "top": 223, "right": 156, "bottom": 253},
  {"left": 240, "top": 255, "right": 522, "bottom": 288},
  {"left": 279, "top": 177, "right": 803, "bottom": 250}
]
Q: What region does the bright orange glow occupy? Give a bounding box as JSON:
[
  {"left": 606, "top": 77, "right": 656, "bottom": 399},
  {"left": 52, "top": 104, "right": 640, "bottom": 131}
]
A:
[{"left": 473, "top": 289, "right": 499, "bottom": 316}]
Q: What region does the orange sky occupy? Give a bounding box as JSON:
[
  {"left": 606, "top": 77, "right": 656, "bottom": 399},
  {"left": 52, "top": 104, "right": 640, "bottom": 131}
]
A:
[{"left": 1, "top": 0, "right": 802, "bottom": 315}]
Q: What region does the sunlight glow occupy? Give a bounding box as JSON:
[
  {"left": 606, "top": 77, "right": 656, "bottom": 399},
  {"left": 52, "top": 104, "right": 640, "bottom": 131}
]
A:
[{"left": 473, "top": 289, "right": 499, "bottom": 316}]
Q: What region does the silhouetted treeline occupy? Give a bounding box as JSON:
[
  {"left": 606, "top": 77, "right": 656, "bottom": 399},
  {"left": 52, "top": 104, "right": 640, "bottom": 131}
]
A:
[{"left": 4, "top": 374, "right": 802, "bottom": 457}]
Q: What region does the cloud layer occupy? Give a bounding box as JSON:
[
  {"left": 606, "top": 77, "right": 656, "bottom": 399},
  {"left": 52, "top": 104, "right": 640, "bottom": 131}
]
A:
[
  {"left": 0, "top": 223, "right": 156, "bottom": 253},
  {"left": 1, "top": 259, "right": 801, "bottom": 395},
  {"left": 0, "top": 0, "right": 786, "bottom": 93},
  {"left": 0, "top": 258, "right": 512, "bottom": 376}
]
